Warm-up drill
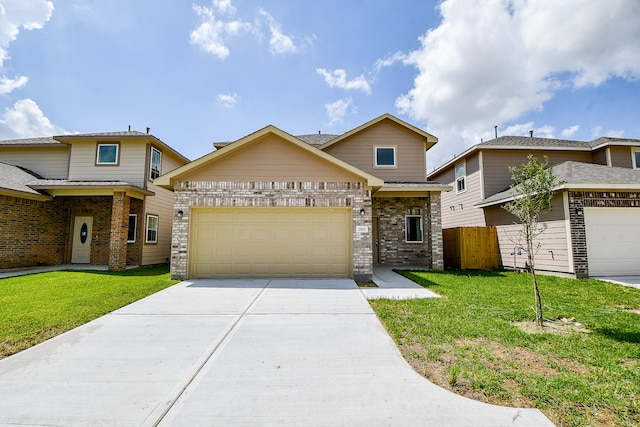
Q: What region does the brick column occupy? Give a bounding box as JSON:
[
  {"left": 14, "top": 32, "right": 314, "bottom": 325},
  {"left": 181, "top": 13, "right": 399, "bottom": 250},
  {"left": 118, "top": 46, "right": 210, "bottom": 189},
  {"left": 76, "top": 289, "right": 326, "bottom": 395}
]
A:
[
  {"left": 109, "top": 192, "right": 129, "bottom": 271},
  {"left": 429, "top": 193, "right": 444, "bottom": 271},
  {"left": 568, "top": 192, "right": 588, "bottom": 278}
]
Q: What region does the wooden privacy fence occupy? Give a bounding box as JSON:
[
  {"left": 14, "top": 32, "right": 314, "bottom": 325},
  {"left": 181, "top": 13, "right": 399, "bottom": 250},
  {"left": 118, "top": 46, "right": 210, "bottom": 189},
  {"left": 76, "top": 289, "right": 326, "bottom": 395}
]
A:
[{"left": 443, "top": 226, "right": 500, "bottom": 270}]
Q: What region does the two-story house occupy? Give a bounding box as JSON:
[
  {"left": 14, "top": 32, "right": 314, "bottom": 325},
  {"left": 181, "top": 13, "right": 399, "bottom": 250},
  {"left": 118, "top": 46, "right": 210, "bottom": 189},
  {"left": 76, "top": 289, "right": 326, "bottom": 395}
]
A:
[
  {"left": 428, "top": 136, "right": 640, "bottom": 278},
  {"left": 155, "top": 114, "right": 451, "bottom": 281},
  {"left": 0, "top": 131, "right": 189, "bottom": 270}
]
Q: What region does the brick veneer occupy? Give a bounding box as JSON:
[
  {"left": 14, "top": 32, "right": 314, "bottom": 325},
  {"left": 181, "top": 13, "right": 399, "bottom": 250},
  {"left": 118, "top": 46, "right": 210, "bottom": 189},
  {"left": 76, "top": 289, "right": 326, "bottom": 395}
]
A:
[
  {"left": 108, "top": 192, "right": 130, "bottom": 271},
  {"left": 169, "top": 181, "right": 372, "bottom": 281},
  {"left": 0, "top": 195, "right": 68, "bottom": 268},
  {"left": 127, "top": 198, "right": 144, "bottom": 266},
  {"left": 568, "top": 190, "right": 640, "bottom": 278},
  {"left": 373, "top": 194, "right": 444, "bottom": 270}
]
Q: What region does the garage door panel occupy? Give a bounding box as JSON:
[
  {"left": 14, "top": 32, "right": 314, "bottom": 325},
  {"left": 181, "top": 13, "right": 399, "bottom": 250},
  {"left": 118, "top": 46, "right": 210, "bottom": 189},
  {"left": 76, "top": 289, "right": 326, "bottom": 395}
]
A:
[
  {"left": 585, "top": 208, "right": 640, "bottom": 276},
  {"left": 189, "top": 207, "right": 351, "bottom": 278}
]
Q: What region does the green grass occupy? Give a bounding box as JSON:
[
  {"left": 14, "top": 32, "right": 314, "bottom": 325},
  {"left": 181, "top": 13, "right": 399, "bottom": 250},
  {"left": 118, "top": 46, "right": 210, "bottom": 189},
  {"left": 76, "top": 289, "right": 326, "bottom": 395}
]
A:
[
  {"left": 370, "top": 270, "right": 640, "bottom": 427},
  {"left": 0, "top": 266, "right": 178, "bottom": 359}
]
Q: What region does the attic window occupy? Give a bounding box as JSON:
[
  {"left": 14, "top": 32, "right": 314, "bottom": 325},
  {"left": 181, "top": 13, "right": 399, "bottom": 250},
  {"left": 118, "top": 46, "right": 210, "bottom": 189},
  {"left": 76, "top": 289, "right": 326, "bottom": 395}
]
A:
[
  {"left": 375, "top": 146, "right": 396, "bottom": 168},
  {"left": 455, "top": 162, "right": 466, "bottom": 193},
  {"left": 96, "top": 143, "right": 119, "bottom": 165}
]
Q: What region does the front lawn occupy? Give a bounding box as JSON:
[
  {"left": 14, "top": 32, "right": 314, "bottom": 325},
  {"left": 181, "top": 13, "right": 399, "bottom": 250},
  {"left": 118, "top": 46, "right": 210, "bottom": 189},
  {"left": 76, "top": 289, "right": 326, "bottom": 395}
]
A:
[
  {"left": 370, "top": 270, "right": 640, "bottom": 427},
  {"left": 0, "top": 266, "right": 178, "bottom": 359}
]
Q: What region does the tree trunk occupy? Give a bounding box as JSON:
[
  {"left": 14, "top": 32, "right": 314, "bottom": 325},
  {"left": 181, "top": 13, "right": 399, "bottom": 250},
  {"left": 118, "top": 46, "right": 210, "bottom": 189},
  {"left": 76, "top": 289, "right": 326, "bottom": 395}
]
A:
[{"left": 526, "top": 224, "right": 544, "bottom": 326}]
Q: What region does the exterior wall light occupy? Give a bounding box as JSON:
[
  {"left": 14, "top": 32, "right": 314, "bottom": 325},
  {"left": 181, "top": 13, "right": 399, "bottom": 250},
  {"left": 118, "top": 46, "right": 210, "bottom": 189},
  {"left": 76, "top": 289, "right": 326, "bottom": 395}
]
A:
[
  {"left": 359, "top": 208, "right": 366, "bottom": 216},
  {"left": 176, "top": 210, "right": 184, "bottom": 218}
]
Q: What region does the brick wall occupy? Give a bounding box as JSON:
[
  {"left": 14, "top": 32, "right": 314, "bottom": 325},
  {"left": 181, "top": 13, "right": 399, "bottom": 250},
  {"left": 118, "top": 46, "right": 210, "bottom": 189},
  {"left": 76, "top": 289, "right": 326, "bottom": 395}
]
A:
[
  {"left": 373, "top": 196, "right": 433, "bottom": 267},
  {"left": 170, "top": 181, "right": 372, "bottom": 281},
  {"left": 0, "top": 195, "right": 68, "bottom": 268},
  {"left": 108, "top": 192, "right": 129, "bottom": 271},
  {"left": 65, "top": 196, "right": 113, "bottom": 265},
  {"left": 127, "top": 198, "right": 143, "bottom": 265}
]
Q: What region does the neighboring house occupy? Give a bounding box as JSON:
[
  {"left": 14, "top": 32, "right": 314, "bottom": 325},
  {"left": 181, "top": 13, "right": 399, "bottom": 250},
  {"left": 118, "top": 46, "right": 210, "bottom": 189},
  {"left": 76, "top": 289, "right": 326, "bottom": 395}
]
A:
[
  {"left": 428, "top": 136, "right": 640, "bottom": 277},
  {"left": 0, "top": 132, "right": 189, "bottom": 270},
  {"left": 155, "top": 114, "right": 450, "bottom": 281}
]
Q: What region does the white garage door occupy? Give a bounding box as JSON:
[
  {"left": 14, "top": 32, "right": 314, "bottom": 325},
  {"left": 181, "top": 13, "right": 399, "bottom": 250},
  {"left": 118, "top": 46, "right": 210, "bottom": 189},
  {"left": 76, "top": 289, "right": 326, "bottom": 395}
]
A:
[
  {"left": 584, "top": 207, "right": 640, "bottom": 276},
  {"left": 189, "top": 207, "right": 352, "bottom": 278}
]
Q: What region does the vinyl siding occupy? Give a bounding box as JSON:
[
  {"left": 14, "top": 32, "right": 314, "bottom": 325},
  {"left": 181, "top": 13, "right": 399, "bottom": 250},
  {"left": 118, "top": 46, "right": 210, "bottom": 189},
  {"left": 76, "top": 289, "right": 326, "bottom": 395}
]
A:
[
  {"left": 609, "top": 146, "right": 633, "bottom": 168},
  {"left": 486, "top": 195, "right": 572, "bottom": 274},
  {"left": 323, "top": 120, "right": 427, "bottom": 181},
  {"left": 68, "top": 140, "right": 147, "bottom": 186},
  {"left": 591, "top": 148, "right": 608, "bottom": 166},
  {"left": 436, "top": 152, "right": 486, "bottom": 229},
  {"left": 141, "top": 183, "right": 175, "bottom": 265},
  {"left": 181, "top": 134, "right": 362, "bottom": 182},
  {"left": 0, "top": 146, "right": 69, "bottom": 179},
  {"left": 482, "top": 150, "right": 592, "bottom": 197}
]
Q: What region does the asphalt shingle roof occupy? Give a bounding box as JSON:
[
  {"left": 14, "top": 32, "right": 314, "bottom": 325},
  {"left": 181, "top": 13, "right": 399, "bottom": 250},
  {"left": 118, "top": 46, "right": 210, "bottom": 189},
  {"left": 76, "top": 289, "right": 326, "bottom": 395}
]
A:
[
  {"left": 0, "top": 136, "right": 61, "bottom": 146},
  {"left": 296, "top": 134, "right": 340, "bottom": 146},
  {"left": 478, "top": 161, "right": 640, "bottom": 206},
  {"left": 0, "top": 162, "right": 45, "bottom": 195},
  {"left": 478, "top": 136, "right": 592, "bottom": 149}
]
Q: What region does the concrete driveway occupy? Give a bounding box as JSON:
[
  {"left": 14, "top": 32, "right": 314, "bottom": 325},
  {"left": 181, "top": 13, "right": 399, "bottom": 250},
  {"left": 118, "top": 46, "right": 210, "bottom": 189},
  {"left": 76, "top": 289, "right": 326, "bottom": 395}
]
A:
[{"left": 0, "top": 279, "right": 553, "bottom": 426}]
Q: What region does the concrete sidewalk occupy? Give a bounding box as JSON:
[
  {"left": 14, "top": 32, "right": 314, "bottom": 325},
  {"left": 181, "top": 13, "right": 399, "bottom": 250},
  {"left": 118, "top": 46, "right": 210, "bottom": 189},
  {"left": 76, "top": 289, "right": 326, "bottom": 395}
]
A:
[
  {"left": 0, "top": 279, "right": 553, "bottom": 426},
  {"left": 366, "top": 266, "right": 440, "bottom": 299}
]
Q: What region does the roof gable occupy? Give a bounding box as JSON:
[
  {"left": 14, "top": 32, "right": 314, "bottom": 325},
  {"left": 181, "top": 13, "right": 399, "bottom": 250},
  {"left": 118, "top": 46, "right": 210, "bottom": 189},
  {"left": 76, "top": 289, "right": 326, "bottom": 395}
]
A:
[
  {"left": 155, "top": 125, "right": 384, "bottom": 188},
  {"left": 319, "top": 113, "right": 438, "bottom": 151}
]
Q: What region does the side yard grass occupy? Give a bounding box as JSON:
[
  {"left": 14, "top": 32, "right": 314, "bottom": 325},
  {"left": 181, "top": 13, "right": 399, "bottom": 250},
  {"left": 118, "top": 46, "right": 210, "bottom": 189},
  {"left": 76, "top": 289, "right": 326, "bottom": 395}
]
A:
[
  {"left": 0, "top": 266, "right": 178, "bottom": 359},
  {"left": 370, "top": 270, "right": 640, "bottom": 427}
]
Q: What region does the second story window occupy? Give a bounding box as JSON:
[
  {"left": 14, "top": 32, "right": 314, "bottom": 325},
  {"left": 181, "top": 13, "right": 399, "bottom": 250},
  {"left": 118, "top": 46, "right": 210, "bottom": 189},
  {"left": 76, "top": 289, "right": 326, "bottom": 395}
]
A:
[
  {"left": 96, "top": 143, "right": 119, "bottom": 165},
  {"left": 375, "top": 146, "right": 396, "bottom": 168},
  {"left": 632, "top": 149, "right": 640, "bottom": 170},
  {"left": 455, "top": 162, "right": 466, "bottom": 193},
  {"left": 150, "top": 147, "right": 162, "bottom": 180}
]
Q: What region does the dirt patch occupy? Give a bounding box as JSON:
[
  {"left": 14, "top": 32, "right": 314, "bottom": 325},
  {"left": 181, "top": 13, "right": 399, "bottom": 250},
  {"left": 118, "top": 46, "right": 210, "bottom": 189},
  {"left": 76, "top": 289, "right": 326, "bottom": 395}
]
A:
[
  {"left": 624, "top": 308, "right": 640, "bottom": 315},
  {"left": 513, "top": 319, "right": 591, "bottom": 335},
  {"left": 357, "top": 281, "right": 378, "bottom": 288}
]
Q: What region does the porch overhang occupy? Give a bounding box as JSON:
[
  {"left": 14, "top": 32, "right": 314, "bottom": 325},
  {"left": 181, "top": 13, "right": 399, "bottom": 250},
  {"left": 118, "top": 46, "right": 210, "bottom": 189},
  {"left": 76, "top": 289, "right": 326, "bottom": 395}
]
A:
[
  {"left": 374, "top": 182, "right": 452, "bottom": 197},
  {"left": 28, "top": 180, "right": 154, "bottom": 200}
]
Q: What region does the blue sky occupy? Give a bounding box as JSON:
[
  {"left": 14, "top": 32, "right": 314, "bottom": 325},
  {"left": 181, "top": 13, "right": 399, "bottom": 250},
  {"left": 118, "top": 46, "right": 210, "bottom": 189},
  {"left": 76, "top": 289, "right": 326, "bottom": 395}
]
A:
[{"left": 1, "top": 0, "right": 640, "bottom": 169}]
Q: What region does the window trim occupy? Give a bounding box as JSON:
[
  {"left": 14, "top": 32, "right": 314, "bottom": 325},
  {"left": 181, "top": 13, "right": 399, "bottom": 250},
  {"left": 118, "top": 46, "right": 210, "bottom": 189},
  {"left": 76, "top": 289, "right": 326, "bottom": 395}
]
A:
[
  {"left": 374, "top": 146, "right": 397, "bottom": 168},
  {"left": 149, "top": 147, "right": 163, "bottom": 180},
  {"left": 145, "top": 214, "right": 159, "bottom": 244},
  {"left": 95, "top": 143, "right": 120, "bottom": 166},
  {"left": 405, "top": 215, "right": 424, "bottom": 243},
  {"left": 455, "top": 161, "right": 467, "bottom": 194},
  {"left": 127, "top": 214, "right": 137, "bottom": 243},
  {"left": 632, "top": 148, "right": 640, "bottom": 170}
]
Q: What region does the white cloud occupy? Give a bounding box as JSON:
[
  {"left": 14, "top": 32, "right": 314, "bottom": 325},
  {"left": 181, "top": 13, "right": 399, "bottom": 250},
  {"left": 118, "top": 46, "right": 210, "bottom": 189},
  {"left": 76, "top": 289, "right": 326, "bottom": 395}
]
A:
[
  {"left": 316, "top": 68, "right": 371, "bottom": 94},
  {"left": 189, "top": 1, "right": 253, "bottom": 59},
  {"left": 0, "top": 0, "right": 54, "bottom": 66},
  {"left": 325, "top": 97, "right": 353, "bottom": 125},
  {"left": 397, "top": 0, "right": 640, "bottom": 164},
  {"left": 374, "top": 51, "right": 407, "bottom": 73},
  {"left": 591, "top": 126, "right": 624, "bottom": 139},
  {"left": 216, "top": 92, "right": 239, "bottom": 108},
  {"left": 258, "top": 9, "right": 298, "bottom": 55},
  {"left": 0, "top": 75, "right": 28, "bottom": 95},
  {"left": 561, "top": 125, "right": 580, "bottom": 138},
  {"left": 0, "top": 99, "right": 67, "bottom": 139}
]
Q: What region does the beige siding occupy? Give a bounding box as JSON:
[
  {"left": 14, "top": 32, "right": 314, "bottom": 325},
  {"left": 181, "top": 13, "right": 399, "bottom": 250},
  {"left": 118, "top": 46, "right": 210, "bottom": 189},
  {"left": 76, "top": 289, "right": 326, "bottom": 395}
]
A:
[
  {"left": 437, "top": 152, "right": 486, "bottom": 228},
  {"left": 591, "top": 148, "right": 608, "bottom": 166},
  {"left": 609, "top": 146, "right": 633, "bottom": 168},
  {"left": 141, "top": 183, "right": 175, "bottom": 265},
  {"left": 486, "top": 195, "right": 572, "bottom": 274},
  {"left": 323, "top": 119, "right": 427, "bottom": 181},
  {"left": 182, "top": 134, "right": 361, "bottom": 182},
  {"left": 482, "top": 150, "right": 592, "bottom": 197},
  {"left": 0, "top": 146, "right": 69, "bottom": 179},
  {"left": 68, "top": 140, "right": 147, "bottom": 186}
]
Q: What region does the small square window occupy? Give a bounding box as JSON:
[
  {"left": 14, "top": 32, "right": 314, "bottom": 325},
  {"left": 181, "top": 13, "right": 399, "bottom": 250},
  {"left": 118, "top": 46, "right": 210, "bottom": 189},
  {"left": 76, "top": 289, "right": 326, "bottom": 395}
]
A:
[
  {"left": 150, "top": 147, "right": 162, "bottom": 180},
  {"left": 146, "top": 214, "right": 158, "bottom": 243},
  {"left": 375, "top": 146, "right": 396, "bottom": 167},
  {"left": 455, "top": 162, "right": 466, "bottom": 193},
  {"left": 127, "top": 214, "right": 137, "bottom": 243},
  {"left": 406, "top": 215, "right": 423, "bottom": 243},
  {"left": 96, "top": 143, "right": 119, "bottom": 165},
  {"left": 632, "top": 149, "right": 640, "bottom": 170}
]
